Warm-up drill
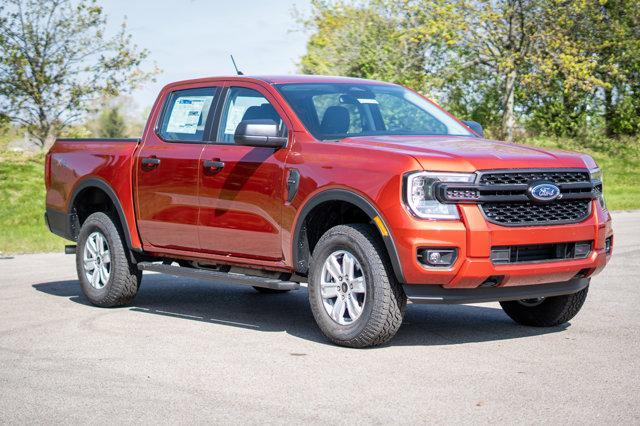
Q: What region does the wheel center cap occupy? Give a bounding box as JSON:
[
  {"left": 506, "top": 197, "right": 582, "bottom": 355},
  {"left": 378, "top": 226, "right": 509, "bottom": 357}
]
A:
[{"left": 341, "top": 283, "right": 348, "bottom": 293}]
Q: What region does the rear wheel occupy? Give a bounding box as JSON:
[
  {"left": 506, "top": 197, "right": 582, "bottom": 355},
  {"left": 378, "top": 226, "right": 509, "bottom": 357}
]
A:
[
  {"left": 76, "top": 212, "right": 141, "bottom": 307},
  {"left": 500, "top": 285, "right": 589, "bottom": 327},
  {"left": 308, "top": 224, "right": 406, "bottom": 348}
]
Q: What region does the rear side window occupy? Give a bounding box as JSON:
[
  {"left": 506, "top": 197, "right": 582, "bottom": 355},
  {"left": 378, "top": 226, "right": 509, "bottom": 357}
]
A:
[{"left": 158, "top": 87, "right": 217, "bottom": 142}]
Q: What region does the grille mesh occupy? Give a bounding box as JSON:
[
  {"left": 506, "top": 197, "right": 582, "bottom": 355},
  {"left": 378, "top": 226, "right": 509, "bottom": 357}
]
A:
[
  {"left": 481, "top": 199, "right": 591, "bottom": 225},
  {"left": 480, "top": 171, "right": 590, "bottom": 185}
]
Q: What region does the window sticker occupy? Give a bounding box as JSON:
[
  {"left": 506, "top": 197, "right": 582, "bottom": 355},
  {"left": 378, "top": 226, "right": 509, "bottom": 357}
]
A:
[
  {"left": 166, "top": 96, "right": 209, "bottom": 134},
  {"left": 357, "top": 98, "right": 379, "bottom": 104}
]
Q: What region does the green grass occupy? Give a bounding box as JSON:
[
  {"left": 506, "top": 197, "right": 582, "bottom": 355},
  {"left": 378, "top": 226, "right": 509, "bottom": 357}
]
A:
[
  {"left": 0, "top": 137, "right": 638, "bottom": 254},
  {"left": 0, "top": 151, "right": 66, "bottom": 254},
  {"left": 525, "top": 136, "right": 640, "bottom": 211}
]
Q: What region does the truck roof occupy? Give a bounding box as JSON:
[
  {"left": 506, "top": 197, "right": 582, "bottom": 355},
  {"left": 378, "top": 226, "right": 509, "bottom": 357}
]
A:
[
  {"left": 163, "top": 74, "right": 394, "bottom": 89},
  {"left": 251, "top": 75, "right": 392, "bottom": 85}
]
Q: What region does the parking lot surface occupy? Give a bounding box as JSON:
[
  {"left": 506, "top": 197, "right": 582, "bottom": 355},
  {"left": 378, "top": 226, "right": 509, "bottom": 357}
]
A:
[{"left": 1, "top": 211, "right": 639, "bottom": 424}]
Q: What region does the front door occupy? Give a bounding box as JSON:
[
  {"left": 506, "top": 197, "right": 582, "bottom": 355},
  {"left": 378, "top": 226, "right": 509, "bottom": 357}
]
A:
[
  {"left": 198, "top": 83, "right": 290, "bottom": 260},
  {"left": 136, "top": 86, "right": 219, "bottom": 251}
]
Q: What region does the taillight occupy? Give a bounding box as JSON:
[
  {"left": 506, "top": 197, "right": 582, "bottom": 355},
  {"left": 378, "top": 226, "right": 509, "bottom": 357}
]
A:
[{"left": 44, "top": 153, "right": 51, "bottom": 188}]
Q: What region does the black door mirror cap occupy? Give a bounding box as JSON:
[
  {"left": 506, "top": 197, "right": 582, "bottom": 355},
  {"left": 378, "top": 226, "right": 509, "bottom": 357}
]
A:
[
  {"left": 234, "top": 119, "right": 287, "bottom": 148},
  {"left": 462, "top": 120, "right": 484, "bottom": 138}
]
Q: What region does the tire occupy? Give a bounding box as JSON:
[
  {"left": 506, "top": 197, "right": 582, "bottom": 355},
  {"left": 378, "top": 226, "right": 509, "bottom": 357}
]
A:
[
  {"left": 76, "top": 212, "right": 142, "bottom": 307},
  {"left": 499, "top": 285, "right": 589, "bottom": 327},
  {"left": 252, "top": 286, "right": 290, "bottom": 294},
  {"left": 308, "top": 224, "right": 406, "bottom": 348}
]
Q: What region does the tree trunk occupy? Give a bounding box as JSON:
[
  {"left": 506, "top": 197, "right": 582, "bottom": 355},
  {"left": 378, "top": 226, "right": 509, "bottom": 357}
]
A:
[
  {"left": 501, "top": 70, "right": 517, "bottom": 142},
  {"left": 604, "top": 86, "right": 614, "bottom": 137}
]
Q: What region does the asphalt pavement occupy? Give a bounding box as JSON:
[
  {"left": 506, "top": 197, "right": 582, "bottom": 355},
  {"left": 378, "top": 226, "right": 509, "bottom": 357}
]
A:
[{"left": 1, "top": 211, "right": 639, "bottom": 424}]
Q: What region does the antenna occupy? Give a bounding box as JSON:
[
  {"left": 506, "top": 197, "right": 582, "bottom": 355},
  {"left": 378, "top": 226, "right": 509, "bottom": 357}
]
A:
[{"left": 230, "top": 55, "right": 244, "bottom": 75}]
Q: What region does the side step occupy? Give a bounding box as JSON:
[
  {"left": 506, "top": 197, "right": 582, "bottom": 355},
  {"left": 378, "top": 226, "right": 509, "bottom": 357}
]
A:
[{"left": 137, "top": 262, "right": 300, "bottom": 291}]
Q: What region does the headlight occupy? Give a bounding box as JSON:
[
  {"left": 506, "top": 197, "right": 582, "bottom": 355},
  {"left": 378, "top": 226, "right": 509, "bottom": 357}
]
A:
[
  {"left": 405, "top": 171, "right": 475, "bottom": 220},
  {"left": 590, "top": 167, "right": 607, "bottom": 210},
  {"left": 589, "top": 167, "right": 603, "bottom": 182}
]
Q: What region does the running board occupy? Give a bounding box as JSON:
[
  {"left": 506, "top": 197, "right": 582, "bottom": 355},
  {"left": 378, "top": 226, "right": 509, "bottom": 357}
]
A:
[{"left": 137, "top": 262, "right": 300, "bottom": 291}]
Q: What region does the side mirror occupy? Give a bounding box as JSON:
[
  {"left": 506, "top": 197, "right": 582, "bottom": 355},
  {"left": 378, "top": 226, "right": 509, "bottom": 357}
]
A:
[
  {"left": 462, "top": 120, "right": 484, "bottom": 138},
  {"left": 234, "top": 119, "right": 287, "bottom": 148}
]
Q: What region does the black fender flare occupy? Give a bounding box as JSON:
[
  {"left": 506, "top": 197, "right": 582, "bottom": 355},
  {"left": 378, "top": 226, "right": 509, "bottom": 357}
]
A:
[
  {"left": 292, "top": 189, "right": 405, "bottom": 283},
  {"left": 68, "top": 177, "right": 138, "bottom": 251}
]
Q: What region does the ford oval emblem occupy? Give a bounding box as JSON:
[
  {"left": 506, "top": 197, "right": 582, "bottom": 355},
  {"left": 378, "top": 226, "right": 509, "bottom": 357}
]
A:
[{"left": 528, "top": 183, "right": 561, "bottom": 202}]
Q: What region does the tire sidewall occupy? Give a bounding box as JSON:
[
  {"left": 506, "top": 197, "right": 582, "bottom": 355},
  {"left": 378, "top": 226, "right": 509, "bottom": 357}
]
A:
[
  {"left": 76, "top": 214, "right": 119, "bottom": 304},
  {"left": 308, "top": 231, "right": 382, "bottom": 342}
]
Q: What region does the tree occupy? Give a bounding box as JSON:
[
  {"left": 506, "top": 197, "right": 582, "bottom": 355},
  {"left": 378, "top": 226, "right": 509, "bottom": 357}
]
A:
[
  {"left": 453, "top": 1, "right": 551, "bottom": 141},
  {"left": 518, "top": 0, "right": 640, "bottom": 137},
  {"left": 0, "top": 0, "right": 157, "bottom": 148},
  {"left": 299, "top": 0, "right": 463, "bottom": 93},
  {"left": 0, "top": 113, "right": 8, "bottom": 133},
  {"left": 298, "top": 0, "right": 640, "bottom": 140},
  {"left": 299, "top": 0, "right": 553, "bottom": 141},
  {"left": 570, "top": 0, "right": 640, "bottom": 136},
  {"left": 98, "top": 107, "right": 126, "bottom": 138}
]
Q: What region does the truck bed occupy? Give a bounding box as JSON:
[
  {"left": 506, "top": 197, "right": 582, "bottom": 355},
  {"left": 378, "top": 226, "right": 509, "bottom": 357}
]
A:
[{"left": 45, "top": 138, "right": 143, "bottom": 250}]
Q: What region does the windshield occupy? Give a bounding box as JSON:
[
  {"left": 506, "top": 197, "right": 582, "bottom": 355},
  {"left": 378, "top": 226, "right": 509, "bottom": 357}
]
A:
[{"left": 276, "top": 83, "right": 472, "bottom": 140}]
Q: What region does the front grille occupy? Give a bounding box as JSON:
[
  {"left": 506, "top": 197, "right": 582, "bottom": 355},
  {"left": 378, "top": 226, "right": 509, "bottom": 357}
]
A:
[
  {"left": 491, "top": 241, "right": 592, "bottom": 264},
  {"left": 480, "top": 171, "right": 590, "bottom": 185},
  {"left": 481, "top": 199, "right": 592, "bottom": 226},
  {"left": 435, "top": 169, "right": 597, "bottom": 226}
]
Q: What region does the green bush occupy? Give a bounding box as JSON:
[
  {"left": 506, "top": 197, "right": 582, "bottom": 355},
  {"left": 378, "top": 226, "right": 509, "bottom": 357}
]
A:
[
  {"left": 524, "top": 136, "right": 640, "bottom": 210},
  {"left": 0, "top": 151, "right": 65, "bottom": 254}
]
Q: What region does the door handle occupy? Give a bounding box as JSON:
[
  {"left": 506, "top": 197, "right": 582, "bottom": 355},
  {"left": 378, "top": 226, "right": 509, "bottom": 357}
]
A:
[
  {"left": 203, "top": 159, "right": 225, "bottom": 172},
  {"left": 141, "top": 157, "right": 161, "bottom": 168}
]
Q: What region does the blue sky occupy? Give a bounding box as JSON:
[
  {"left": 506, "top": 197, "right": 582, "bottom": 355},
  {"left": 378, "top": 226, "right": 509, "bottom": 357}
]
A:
[{"left": 101, "top": 0, "right": 313, "bottom": 109}]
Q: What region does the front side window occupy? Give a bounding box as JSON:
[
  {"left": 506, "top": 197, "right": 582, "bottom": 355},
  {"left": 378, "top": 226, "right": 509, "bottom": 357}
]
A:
[
  {"left": 216, "top": 87, "right": 287, "bottom": 143},
  {"left": 276, "top": 83, "right": 472, "bottom": 140},
  {"left": 158, "top": 87, "right": 217, "bottom": 142}
]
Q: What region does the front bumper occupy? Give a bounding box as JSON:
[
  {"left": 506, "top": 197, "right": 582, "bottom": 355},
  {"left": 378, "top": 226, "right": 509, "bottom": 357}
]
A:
[
  {"left": 388, "top": 200, "right": 613, "bottom": 288},
  {"left": 404, "top": 277, "right": 589, "bottom": 304}
]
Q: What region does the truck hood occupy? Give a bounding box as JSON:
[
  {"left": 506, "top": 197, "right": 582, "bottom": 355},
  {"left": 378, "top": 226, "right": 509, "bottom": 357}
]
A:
[{"left": 341, "top": 135, "right": 597, "bottom": 171}]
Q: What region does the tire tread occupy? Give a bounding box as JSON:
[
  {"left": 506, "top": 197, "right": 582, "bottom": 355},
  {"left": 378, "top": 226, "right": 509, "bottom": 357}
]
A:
[
  {"left": 309, "top": 224, "right": 406, "bottom": 348},
  {"left": 500, "top": 286, "right": 588, "bottom": 327},
  {"left": 76, "top": 212, "right": 141, "bottom": 307}
]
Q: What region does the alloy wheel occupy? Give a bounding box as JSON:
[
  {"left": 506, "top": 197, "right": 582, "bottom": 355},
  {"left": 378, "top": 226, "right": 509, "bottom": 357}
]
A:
[
  {"left": 320, "top": 250, "right": 366, "bottom": 325},
  {"left": 83, "top": 231, "right": 111, "bottom": 289}
]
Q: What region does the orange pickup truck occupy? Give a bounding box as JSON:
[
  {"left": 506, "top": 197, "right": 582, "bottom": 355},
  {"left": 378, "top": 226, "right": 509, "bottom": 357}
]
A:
[{"left": 45, "top": 75, "right": 613, "bottom": 347}]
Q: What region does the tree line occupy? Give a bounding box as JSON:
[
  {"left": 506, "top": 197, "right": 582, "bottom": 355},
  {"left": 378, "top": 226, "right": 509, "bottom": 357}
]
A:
[
  {"left": 299, "top": 0, "right": 640, "bottom": 141},
  {"left": 0, "top": 0, "right": 155, "bottom": 148},
  {"left": 1, "top": 0, "right": 638, "bottom": 147}
]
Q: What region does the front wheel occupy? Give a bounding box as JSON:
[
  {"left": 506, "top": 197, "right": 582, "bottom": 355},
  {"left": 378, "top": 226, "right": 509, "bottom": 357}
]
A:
[
  {"left": 500, "top": 285, "right": 589, "bottom": 327},
  {"left": 308, "top": 224, "right": 406, "bottom": 348},
  {"left": 76, "top": 212, "right": 142, "bottom": 307}
]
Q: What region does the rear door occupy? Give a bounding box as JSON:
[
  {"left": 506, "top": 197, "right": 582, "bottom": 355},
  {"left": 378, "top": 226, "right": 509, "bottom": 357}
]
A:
[
  {"left": 136, "top": 85, "right": 220, "bottom": 251},
  {"left": 197, "top": 82, "right": 291, "bottom": 260}
]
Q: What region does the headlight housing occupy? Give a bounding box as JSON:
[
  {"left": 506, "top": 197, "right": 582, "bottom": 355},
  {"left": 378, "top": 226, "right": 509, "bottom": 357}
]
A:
[
  {"left": 589, "top": 167, "right": 603, "bottom": 182},
  {"left": 590, "top": 167, "right": 606, "bottom": 210},
  {"left": 405, "top": 171, "right": 476, "bottom": 220}
]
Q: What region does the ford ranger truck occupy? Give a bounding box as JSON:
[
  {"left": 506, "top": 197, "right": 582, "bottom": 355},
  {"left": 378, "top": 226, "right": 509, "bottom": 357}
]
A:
[{"left": 44, "top": 75, "right": 613, "bottom": 348}]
